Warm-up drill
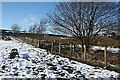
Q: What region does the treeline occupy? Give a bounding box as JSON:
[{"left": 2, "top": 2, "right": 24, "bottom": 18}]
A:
[{"left": 11, "top": 19, "right": 48, "bottom": 34}]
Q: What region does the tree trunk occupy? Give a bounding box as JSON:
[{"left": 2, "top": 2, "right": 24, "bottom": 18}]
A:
[
  {"left": 85, "top": 42, "right": 90, "bottom": 53},
  {"left": 81, "top": 42, "right": 84, "bottom": 53}
]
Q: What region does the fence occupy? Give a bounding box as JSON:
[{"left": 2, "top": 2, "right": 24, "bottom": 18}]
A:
[{"left": 11, "top": 34, "right": 120, "bottom": 72}]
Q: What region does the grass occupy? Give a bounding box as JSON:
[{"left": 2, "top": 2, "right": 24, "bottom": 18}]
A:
[{"left": 12, "top": 35, "right": 120, "bottom": 73}]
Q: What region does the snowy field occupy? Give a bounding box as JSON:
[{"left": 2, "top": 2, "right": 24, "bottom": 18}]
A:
[{"left": 0, "top": 38, "right": 119, "bottom": 79}]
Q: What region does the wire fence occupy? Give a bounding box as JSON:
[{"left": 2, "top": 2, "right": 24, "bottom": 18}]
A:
[{"left": 10, "top": 34, "right": 120, "bottom": 73}]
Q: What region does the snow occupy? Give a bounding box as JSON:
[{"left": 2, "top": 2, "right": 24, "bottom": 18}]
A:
[
  {"left": 0, "top": 38, "right": 119, "bottom": 79},
  {"left": 78, "top": 44, "right": 119, "bottom": 53},
  {"left": 92, "top": 46, "right": 120, "bottom": 53}
]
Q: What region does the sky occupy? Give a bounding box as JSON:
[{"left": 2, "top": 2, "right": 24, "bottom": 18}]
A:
[
  {"left": 2, "top": 2, "right": 57, "bottom": 32},
  {"left": 0, "top": 2, "right": 2, "bottom": 30},
  {"left": 1, "top": 0, "right": 119, "bottom": 33}
]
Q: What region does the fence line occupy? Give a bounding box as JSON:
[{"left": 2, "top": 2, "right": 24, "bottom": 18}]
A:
[
  {"left": 16, "top": 36, "right": 108, "bottom": 63},
  {"left": 11, "top": 35, "right": 120, "bottom": 71}
]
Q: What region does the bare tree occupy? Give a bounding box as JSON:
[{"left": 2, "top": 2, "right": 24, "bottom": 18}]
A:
[
  {"left": 36, "top": 19, "right": 48, "bottom": 34},
  {"left": 28, "top": 24, "right": 37, "bottom": 33},
  {"left": 29, "top": 19, "right": 47, "bottom": 34},
  {"left": 48, "top": 2, "right": 118, "bottom": 52},
  {"left": 11, "top": 24, "right": 21, "bottom": 33}
]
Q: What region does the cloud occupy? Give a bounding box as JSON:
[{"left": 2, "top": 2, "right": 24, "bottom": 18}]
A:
[{"left": 22, "top": 15, "right": 39, "bottom": 26}]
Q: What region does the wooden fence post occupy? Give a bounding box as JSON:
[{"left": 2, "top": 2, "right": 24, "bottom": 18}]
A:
[
  {"left": 59, "top": 42, "right": 61, "bottom": 54},
  {"left": 70, "top": 43, "right": 72, "bottom": 61},
  {"left": 73, "top": 44, "right": 74, "bottom": 52},
  {"left": 37, "top": 40, "right": 40, "bottom": 48},
  {"left": 23, "top": 37, "right": 25, "bottom": 41},
  {"left": 35, "top": 39, "right": 38, "bottom": 46},
  {"left": 51, "top": 42, "right": 54, "bottom": 53},
  {"left": 25, "top": 37, "right": 27, "bottom": 42},
  {"left": 73, "top": 44, "right": 76, "bottom": 58},
  {"left": 104, "top": 47, "right": 107, "bottom": 66},
  {"left": 84, "top": 46, "right": 86, "bottom": 61},
  {"left": 31, "top": 38, "right": 32, "bottom": 42},
  {"left": 28, "top": 37, "right": 29, "bottom": 43}
]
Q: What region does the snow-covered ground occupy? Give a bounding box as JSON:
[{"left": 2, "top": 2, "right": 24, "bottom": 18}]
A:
[
  {"left": 0, "top": 38, "right": 119, "bottom": 79},
  {"left": 92, "top": 46, "right": 120, "bottom": 53},
  {"left": 78, "top": 45, "right": 120, "bottom": 53}
]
